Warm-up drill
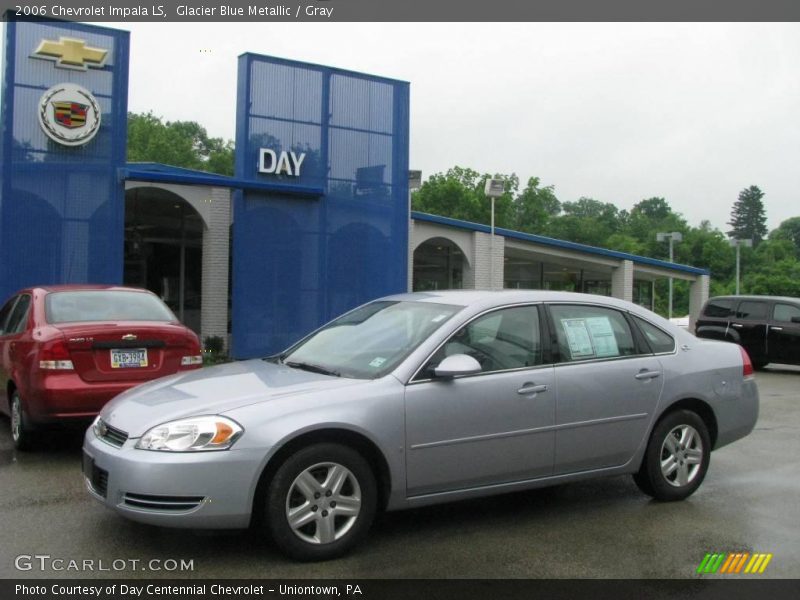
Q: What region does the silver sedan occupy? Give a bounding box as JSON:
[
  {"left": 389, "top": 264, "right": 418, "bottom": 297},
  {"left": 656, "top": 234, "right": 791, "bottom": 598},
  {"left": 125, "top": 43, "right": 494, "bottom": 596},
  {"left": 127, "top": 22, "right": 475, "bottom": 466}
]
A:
[{"left": 83, "top": 291, "right": 759, "bottom": 561}]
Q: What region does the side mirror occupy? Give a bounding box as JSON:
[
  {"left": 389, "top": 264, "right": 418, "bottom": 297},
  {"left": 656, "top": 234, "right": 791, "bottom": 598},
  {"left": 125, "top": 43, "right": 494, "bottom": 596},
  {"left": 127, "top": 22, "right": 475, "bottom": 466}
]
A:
[
  {"left": 434, "top": 354, "right": 482, "bottom": 378},
  {"left": 791, "top": 316, "right": 800, "bottom": 324}
]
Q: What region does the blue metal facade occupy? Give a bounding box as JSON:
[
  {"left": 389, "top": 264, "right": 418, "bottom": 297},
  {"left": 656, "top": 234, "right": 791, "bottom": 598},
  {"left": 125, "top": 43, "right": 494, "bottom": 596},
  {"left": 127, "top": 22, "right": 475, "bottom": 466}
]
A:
[
  {"left": 233, "top": 54, "right": 410, "bottom": 358},
  {"left": 0, "top": 19, "right": 129, "bottom": 303}
]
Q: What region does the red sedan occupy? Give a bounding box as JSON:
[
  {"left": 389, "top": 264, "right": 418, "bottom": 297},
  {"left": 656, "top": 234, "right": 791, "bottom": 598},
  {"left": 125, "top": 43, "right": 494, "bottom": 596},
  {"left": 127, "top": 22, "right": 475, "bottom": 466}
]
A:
[{"left": 0, "top": 285, "right": 203, "bottom": 450}]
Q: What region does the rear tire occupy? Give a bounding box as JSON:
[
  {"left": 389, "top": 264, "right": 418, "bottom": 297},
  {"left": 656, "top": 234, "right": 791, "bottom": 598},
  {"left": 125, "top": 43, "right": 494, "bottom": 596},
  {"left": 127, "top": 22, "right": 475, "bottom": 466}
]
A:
[
  {"left": 634, "top": 410, "right": 710, "bottom": 501},
  {"left": 10, "top": 390, "right": 36, "bottom": 451},
  {"left": 264, "top": 443, "right": 377, "bottom": 561}
]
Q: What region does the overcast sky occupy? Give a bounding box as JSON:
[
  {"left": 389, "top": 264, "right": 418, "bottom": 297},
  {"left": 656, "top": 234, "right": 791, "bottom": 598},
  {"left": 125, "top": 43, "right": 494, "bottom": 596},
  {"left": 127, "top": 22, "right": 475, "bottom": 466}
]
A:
[{"left": 4, "top": 22, "right": 799, "bottom": 231}]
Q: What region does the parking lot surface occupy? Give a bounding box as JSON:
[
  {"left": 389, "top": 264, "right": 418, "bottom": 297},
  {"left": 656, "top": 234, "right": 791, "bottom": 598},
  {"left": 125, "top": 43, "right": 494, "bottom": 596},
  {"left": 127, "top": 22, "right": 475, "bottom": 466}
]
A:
[{"left": 1, "top": 366, "right": 798, "bottom": 579}]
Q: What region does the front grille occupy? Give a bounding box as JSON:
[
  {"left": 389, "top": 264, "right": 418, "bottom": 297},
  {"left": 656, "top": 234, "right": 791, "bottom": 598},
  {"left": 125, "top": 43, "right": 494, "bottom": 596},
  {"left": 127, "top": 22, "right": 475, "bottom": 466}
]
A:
[
  {"left": 99, "top": 421, "right": 129, "bottom": 447},
  {"left": 123, "top": 493, "right": 205, "bottom": 512},
  {"left": 90, "top": 464, "right": 108, "bottom": 498}
]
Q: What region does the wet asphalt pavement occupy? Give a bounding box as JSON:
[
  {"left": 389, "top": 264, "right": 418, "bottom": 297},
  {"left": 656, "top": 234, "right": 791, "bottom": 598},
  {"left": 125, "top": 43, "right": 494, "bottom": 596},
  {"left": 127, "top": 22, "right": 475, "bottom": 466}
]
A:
[{"left": 1, "top": 366, "right": 798, "bottom": 579}]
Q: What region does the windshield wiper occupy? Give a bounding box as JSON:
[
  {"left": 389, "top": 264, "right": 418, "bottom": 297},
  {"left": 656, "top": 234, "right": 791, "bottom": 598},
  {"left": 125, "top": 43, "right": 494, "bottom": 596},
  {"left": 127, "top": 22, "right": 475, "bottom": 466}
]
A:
[{"left": 284, "top": 361, "right": 341, "bottom": 377}]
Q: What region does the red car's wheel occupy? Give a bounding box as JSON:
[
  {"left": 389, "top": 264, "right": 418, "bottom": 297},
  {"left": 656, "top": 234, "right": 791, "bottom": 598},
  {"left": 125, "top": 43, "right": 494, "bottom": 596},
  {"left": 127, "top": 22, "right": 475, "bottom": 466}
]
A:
[{"left": 10, "top": 390, "right": 36, "bottom": 451}]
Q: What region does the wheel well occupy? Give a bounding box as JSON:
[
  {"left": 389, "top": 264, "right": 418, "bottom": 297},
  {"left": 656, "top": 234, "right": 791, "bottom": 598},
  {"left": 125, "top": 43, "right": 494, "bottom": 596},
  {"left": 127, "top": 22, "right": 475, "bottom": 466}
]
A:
[
  {"left": 658, "top": 398, "right": 719, "bottom": 449},
  {"left": 250, "top": 428, "right": 392, "bottom": 527}
]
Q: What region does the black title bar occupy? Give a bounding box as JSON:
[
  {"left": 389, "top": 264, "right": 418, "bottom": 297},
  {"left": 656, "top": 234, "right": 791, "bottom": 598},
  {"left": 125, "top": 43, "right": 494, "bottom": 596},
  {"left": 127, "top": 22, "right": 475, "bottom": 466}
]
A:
[{"left": 3, "top": 0, "right": 800, "bottom": 22}]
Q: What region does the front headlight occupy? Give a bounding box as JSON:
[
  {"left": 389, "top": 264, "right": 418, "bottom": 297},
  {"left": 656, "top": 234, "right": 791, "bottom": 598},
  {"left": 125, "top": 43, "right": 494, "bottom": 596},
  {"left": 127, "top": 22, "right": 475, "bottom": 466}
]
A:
[{"left": 136, "top": 416, "right": 243, "bottom": 452}]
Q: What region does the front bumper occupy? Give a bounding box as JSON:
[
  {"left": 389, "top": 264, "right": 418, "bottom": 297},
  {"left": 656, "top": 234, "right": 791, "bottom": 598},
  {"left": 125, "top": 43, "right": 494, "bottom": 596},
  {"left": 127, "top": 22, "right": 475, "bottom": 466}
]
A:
[{"left": 83, "top": 427, "right": 267, "bottom": 529}]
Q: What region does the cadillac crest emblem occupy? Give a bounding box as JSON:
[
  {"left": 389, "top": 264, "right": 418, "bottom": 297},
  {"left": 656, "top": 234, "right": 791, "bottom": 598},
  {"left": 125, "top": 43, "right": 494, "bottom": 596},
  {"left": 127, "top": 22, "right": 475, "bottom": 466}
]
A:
[{"left": 38, "top": 83, "right": 101, "bottom": 146}]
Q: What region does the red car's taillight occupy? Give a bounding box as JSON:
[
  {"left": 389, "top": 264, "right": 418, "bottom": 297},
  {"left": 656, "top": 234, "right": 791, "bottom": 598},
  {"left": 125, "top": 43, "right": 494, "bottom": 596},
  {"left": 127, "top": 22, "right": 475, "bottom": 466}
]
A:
[
  {"left": 39, "top": 339, "right": 74, "bottom": 370},
  {"left": 740, "top": 346, "right": 754, "bottom": 379},
  {"left": 181, "top": 355, "right": 203, "bottom": 366},
  {"left": 181, "top": 335, "right": 203, "bottom": 368}
]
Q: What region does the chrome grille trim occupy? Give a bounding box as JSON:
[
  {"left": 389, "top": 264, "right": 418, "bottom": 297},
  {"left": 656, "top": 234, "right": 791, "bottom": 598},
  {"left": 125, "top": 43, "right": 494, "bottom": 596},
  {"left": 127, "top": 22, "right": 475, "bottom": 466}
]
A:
[
  {"left": 99, "top": 420, "right": 129, "bottom": 447},
  {"left": 122, "top": 493, "right": 205, "bottom": 512}
]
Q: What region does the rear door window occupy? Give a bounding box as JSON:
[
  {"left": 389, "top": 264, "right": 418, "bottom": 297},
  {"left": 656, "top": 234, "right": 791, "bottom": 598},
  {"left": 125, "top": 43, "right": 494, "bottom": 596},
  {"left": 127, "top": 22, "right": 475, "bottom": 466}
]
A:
[
  {"left": 0, "top": 296, "right": 19, "bottom": 335},
  {"left": 632, "top": 316, "right": 675, "bottom": 354},
  {"left": 773, "top": 303, "right": 800, "bottom": 323},
  {"left": 703, "top": 298, "right": 734, "bottom": 318},
  {"left": 4, "top": 294, "right": 31, "bottom": 334},
  {"left": 549, "top": 304, "right": 637, "bottom": 362},
  {"left": 736, "top": 301, "right": 769, "bottom": 320}
]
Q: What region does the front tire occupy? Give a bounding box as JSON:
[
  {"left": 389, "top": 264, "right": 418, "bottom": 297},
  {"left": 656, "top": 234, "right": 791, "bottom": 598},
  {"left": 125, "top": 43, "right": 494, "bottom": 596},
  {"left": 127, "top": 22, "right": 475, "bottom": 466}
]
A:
[
  {"left": 634, "top": 410, "right": 710, "bottom": 501},
  {"left": 10, "top": 390, "right": 36, "bottom": 451},
  {"left": 264, "top": 443, "right": 377, "bottom": 561}
]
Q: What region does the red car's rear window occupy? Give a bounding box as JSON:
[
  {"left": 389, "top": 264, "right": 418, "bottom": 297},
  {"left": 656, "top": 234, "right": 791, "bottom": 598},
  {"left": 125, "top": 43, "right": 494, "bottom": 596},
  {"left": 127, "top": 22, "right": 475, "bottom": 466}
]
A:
[{"left": 45, "top": 291, "right": 177, "bottom": 324}]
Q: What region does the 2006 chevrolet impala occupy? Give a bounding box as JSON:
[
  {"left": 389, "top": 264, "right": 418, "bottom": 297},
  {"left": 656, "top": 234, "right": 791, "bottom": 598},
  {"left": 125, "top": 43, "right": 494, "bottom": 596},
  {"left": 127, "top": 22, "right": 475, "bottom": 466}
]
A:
[{"left": 83, "top": 291, "right": 759, "bottom": 561}]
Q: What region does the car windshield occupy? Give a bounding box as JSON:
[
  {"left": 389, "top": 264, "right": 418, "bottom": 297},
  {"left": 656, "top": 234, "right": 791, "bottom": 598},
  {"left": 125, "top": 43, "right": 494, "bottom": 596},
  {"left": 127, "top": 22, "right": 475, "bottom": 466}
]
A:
[
  {"left": 279, "top": 300, "right": 463, "bottom": 379},
  {"left": 46, "top": 291, "right": 177, "bottom": 323}
]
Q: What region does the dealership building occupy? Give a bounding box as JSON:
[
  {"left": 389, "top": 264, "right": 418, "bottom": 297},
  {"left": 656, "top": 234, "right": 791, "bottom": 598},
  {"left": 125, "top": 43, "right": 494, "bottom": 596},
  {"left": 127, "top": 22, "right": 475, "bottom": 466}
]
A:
[{"left": 0, "top": 19, "right": 710, "bottom": 358}]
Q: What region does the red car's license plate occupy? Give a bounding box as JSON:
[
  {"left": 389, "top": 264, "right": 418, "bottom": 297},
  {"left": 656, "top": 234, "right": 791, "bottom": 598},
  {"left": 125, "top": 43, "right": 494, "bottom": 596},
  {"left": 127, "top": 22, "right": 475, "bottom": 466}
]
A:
[{"left": 110, "top": 348, "right": 147, "bottom": 368}]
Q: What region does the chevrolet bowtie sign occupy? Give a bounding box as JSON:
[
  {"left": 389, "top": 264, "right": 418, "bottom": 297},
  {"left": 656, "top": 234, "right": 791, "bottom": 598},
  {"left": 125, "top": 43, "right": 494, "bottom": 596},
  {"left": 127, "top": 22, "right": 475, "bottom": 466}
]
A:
[
  {"left": 258, "top": 149, "right": 306, "bottom": 177},
  {"left": 32, "top": 37, "right": 108, "bottom": 71}
]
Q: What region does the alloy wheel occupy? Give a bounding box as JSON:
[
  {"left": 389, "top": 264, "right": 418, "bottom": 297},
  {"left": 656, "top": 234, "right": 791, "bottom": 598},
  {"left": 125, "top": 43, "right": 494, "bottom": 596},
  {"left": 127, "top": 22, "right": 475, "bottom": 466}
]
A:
[
  {"left": 285, "top": 462, "right": 362, "bottom": 545},
  {"left": 660, "top": 424, "right": 704, "bottom": 487},
  {"left": 10, "top": 394, "right": 21, "bottom": 443}
]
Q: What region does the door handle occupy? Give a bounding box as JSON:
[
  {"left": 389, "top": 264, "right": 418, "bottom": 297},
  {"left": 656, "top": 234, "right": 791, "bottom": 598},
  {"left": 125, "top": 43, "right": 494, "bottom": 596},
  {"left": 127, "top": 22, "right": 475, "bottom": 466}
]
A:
[
  {"left": 731, "top": 323, "right": 743, "bottom": 329},
  {"left": 770, "top": 326, "right": 783, "bottom": 332},
  {"left": 517, "top": 383, "right": 548, "bottom": 395},
  {"left": 635, "top": 370, "right": 661, "bottom": 381}
]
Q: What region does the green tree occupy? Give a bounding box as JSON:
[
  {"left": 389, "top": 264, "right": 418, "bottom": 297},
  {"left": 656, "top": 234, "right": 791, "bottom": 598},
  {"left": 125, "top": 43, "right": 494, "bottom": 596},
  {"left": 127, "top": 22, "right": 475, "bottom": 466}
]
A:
[
  {"left": 728, "top": 185, "right": 767, "bottom": 245},
  {"left": 682, "top": 222, "right": 735, "bottom": 282},
  {"left": 411, "top": 167, "right": 517, "bottom": 228},
  {"left": 545, "top": 197, "right": 621, "bottom": 246},
  {"left": 624, "top": 197, "right": 688, "bottom": 260},
  {"left": 742, "top": 239, "right": 800, "bottom": 296},
  {"left": 769, "top": 216, "right": 800, "bottom": 259},
  {"left": 513, "top": 177, "right": 561, "bottom": 234},
  {"left": 127, "top": 112, "right": 235, "bottom": 176}
]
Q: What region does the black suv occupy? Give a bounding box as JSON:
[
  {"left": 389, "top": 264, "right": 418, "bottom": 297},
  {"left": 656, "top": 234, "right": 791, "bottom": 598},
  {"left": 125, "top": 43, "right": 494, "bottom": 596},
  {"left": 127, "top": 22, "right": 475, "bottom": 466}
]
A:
[{"left": 695, "top": 295, "right": 800, "bottom": 368}]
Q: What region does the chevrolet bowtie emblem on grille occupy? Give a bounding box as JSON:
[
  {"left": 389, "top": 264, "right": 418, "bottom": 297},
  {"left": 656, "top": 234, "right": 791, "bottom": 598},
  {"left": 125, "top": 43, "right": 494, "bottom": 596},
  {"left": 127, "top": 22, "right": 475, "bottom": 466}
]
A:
[
  {"left": 32, "top": 37, "right": 108, "bottom": 71},
  {"left": 122, "top": 334, "right": 137, "bottom": 341}
]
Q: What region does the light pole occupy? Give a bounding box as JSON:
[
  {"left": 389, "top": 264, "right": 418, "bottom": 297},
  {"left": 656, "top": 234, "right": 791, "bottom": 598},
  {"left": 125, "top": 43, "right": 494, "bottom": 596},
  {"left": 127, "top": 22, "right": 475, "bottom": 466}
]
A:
[
  {"left": 729, "top": 238, "right": 752, "bottom": 295},
  {"left": 408, "top": 171, "right": 422, "bottom": 292},
  {"left": 657, "top": 232, "right": 683, "bottom": 319},
  {"left": 484, "top": 179, "right": 505, "bottom": 290}
]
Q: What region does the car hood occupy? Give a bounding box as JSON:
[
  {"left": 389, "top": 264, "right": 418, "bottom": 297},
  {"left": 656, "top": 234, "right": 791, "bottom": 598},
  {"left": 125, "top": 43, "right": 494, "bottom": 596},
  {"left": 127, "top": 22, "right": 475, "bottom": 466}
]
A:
[{"left": 99, "top": 359, "right": 364, "bottom": 437}]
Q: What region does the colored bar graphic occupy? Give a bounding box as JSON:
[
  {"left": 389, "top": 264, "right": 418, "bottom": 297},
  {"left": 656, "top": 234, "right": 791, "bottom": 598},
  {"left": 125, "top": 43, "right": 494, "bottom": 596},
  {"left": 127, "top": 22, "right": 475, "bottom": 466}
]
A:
[
  {"left": 698, "top": 552, "right": 772, "bottom": 575},
  {"left": 720, "top": 553, "right": 736, "bottom": 573},
  {"left": 733, "top": 553, "right": 750, "bottom": 573}
]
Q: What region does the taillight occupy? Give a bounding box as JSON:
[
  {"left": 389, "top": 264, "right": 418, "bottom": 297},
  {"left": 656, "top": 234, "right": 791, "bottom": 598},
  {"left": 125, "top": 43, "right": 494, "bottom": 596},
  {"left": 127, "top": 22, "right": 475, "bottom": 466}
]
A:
[
  {"left": 39, "top": 339, "right": 74, "bottom": 370},
  {"left": 181, "top": 355, "right": 203, "bottom": 366},
  {"left": 740, "top": 346, "right": 754, "bottom": 379},
  {"left": 181, "top": 335, "right": 203, "bottom": 367}
]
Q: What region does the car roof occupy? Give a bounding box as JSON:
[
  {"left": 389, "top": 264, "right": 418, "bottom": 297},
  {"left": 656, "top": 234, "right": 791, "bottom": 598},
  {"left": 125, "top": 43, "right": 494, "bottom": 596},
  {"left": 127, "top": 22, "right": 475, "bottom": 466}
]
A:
[
  {"left": 30, "top": 285, "right": 153, "bottom": 294},
  {"left": 708, "top": 295, "right": 800, "bottom": 304},
  {"left": 382, "top": 289, "right": 653, "bottom": 313}
]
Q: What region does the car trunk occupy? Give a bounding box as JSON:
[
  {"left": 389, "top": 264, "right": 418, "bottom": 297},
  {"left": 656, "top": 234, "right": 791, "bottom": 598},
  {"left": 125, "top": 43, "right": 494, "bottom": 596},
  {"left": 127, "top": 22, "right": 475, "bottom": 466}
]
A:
[{"left": 56, "top": 322, "right": 195, "bottom": 383}]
